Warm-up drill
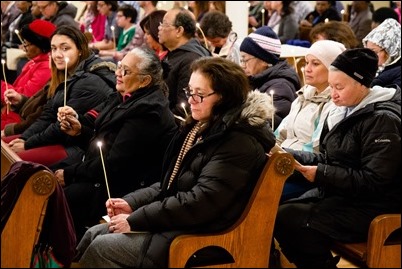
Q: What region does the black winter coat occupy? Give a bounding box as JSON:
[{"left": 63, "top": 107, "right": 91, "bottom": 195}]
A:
[
  {"left": 121, "top": 91, "right": 276, "bottom": 267},
  {"left": 63, "top": 85, "right": 178, "bottom": 199},
  {"left": 21, "top": 54, "right": 115, "bottom": 149},
  {"left": 371, "top": 58, "right": 401, "bottom": 89},
  {"left": 286, "top": 86, "right": 401, "bottom": 242}
]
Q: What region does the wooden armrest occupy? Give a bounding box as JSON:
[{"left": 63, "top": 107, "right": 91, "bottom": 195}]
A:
[
  {"left": 1, "top": 140, "right": 22, "bottom": 179},
  {"left": 332, "top": 214, "right": 401, "bottom": 268},
  {"left": 1, "top": 169, "right": 56, "bottom": 268},
  {"left": 169, "top": 152, "right": 295, "bottom": 268},
  {"left": 367, "top": 214, "right": 401, "bottom": 268}
]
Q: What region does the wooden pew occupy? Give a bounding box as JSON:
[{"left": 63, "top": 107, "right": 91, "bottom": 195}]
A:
[
  {"left": 332, "top": 214, "right": 401, "bottom": 268},
  {"left": 1, "top": 140, "right": 57, "bottom": 268},
  {"left": 168, "top": 151, "right": 295, "bottom": 268}
]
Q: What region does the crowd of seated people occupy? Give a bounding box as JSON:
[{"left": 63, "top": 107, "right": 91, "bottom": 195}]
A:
[{"left": 2, "top": 2, "right": 401, "bottom": 268}]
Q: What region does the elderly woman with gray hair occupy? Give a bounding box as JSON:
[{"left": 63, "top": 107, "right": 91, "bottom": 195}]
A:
[{"left": 363, "top": 18, "right": 401, "bottom": 88}]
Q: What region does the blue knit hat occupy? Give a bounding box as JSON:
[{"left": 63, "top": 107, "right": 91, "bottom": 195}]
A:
[{"left": 240, "top": 26, "right": 282, "bottom": 65}]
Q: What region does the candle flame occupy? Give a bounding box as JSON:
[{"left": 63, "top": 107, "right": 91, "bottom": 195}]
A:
[
  {"left": 110, "top": 26, "right": 115, "bottom": 31},
  {"left": 270, "top": 90, "right": 274, "bottom": 95},
  {"left": 14, "top": 29, "right": 19, "bottom": 34},
  {"left": 1, "top": 59, "right": 5, "bottom": 64},
  {"left": 64, "top": 57, "right": 69, "bottom": 63},
  {"left": 97, "top": 141, "right": 103, "bottom": 147}
]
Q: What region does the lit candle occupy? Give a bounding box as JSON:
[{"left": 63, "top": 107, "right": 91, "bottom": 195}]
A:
[
  {"left": 270, "top": 90, "right": 275, "bottom": 129},
  {"left": 64, "top": 57, "right": 69, "bottom": 106},
  {"left": 324, "top": 18, "right": 329, "bottom": 23},
  {"left": 261, "top": 9, "right": 265, "bottom": 26},
  {"left": 181, "top": 102, "right": 189, "bottom": 117},
  {"left": 196, "top": 23, "right": 209, "bottom": 50},
  {"left": 1, "top": 59, "right": 10, "bottom": 114},
  {"left": 14, "top": 29, "right": 24, "bottom": 44},
  {"left": 110, "top": 26, "right": 116, "bottom": 50},
  {"left": 88, "top": 27, "right": 97, "bottom": 42},
  {"left": 97, "top": 141, "right": 112, "bottom": 201}
]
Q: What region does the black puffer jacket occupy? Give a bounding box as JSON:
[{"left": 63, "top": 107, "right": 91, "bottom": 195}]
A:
[
  {"left": 287, "top": 85, "right": 401, "bottom": 242},
  {"left": 21, "top": 54, "right": 115, "bottom": 149},
  {"left": 121, "top": 91, "right": 276, "bottom": 267}
]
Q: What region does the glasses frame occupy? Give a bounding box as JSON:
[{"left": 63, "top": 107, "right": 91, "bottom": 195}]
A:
[
  {"left": 37, "top": 2, "right": 51, "bottom": 11},
  {"left": 240, "top": 57, "right": 256, "bottom": 65},
  {"left": 159, "top": 21, "right": 176, "bottom": 28},
  {"left": 371, "top": 48, "right": 385, "bottom": 55},
  {"left": 116, "top": 62, "right": 146, "bottom": 77},
  {"left": 183, "top": 87, "right": 216, "bottom": 103},
  {"left": 23, "top": 42, "right": 33, "bottom": 50}
]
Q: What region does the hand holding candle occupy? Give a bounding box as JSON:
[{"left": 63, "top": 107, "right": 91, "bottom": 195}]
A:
[
  {"left": 64, "top": 57, "right": 69, "bottom": 106},
  {"left": 2, "top": 59, "right": 10, "bottom": 114}
]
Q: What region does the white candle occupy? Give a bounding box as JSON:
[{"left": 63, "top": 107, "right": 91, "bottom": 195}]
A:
[
  {"left": 88, "top": 27, "right": 97, "bottom": 42},
  {"left": 261, "top": 9, "right": 265, "bottom": 26},
  {"left": 301, "top": 67, "right": 306, "bottom": 86},
  {"left": 64, "top": 57, "right": 69, "bottom": 107},
  {"left": 97, "top": 141, "right": 112, "bottom": 200},
  {"left": 341, "top": 10, "right": 346, "bottom": 22},
  {"left": 2, "top": 59, "right": 10, "bottom": 114},
  {"left": 196, "top": 23, "right": 208, "bottom": 50},
  {"left": 181, "top": 102, "right": 188, "bottom": 117},
  {"left": 14, "top": 29, "right": 24, "bottom": 44},
  {"left": 270, "top": 90, "right": 275, "bottom": 129},
  {"left": 110, "top": 26, "right": 116, "bottom": 50}
]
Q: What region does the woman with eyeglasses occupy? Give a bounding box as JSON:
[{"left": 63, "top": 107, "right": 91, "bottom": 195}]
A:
[
  {"left": 73, "top": 56, "right": 276, "bottom": 268},
  {"left": 1, "top": 19, "right": 56, "bottom": 131},
  {"left": 55, "top": 47, "right": 178, "bottom": 242},
  {"left": 5, "top": 25, "right": 115, "bottom": 168},
  {"left": 240, "top": 26, "right": 300, "bottom": 130},
  {"left": 363, "top": 18, "right": 401, "bottom": 88}
]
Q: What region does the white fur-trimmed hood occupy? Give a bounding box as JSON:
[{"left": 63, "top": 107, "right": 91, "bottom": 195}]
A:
[{"left": 240, "top": 90, "right": 275, "bottom": 126}]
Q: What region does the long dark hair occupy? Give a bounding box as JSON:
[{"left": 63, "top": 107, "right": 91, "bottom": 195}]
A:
[{"left": 48, "top": 26, "right": 91, "bottom": 97}]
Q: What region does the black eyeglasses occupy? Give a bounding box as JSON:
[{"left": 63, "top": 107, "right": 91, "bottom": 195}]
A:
[
  {"left": 183, "top": 87, "right": 216, "bottom": 103},
  {"left": 38, "top": 2, "right": 50, "bottom": 11},
  {"left": 116, "top": 61, "right": 147, "bottom": 77},
  {"left": 23, "top": 43, "right": 33, "bottom": 50}
]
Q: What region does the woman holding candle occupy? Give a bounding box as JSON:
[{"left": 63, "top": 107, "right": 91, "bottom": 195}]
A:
[
  {"left": 1, "top": 19, "right": 55, "bottom": 114},
  {"left": 73, "top": 56, "right": 276, "bottom": 268},
  {"left": 5, "top": 25, "right": 115, "bottom": 167},
  {"left": 54, "top": 47, "right": 178, "bottom": 242},
  {"left": 274, "top": 40, "right": 346, "bottom": 202},
  {"left": 240, "top": 26, "right": 300, "bottom": 130}
]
